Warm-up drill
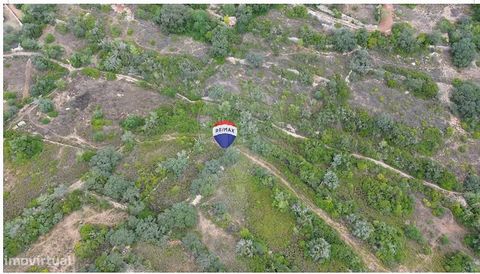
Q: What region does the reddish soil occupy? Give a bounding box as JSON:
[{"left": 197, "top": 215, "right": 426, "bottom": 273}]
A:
[{"left": 379, "top": 4, "right": 394, "bottom": 34}]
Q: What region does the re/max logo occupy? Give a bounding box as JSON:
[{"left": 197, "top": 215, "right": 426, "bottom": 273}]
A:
[{"left": 215, "top": 127, "right": 236, "bottom": 134}]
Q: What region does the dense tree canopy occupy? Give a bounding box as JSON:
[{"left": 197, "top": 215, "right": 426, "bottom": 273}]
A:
[
  {"left": 332, "top": 28, "right": 357, "bottom": 52},
  {"left": 451, "top": 80, "right": 480, "bottom": 131},
  {"left": 155, "top": 5, "right": 192, "bottom": 34}
]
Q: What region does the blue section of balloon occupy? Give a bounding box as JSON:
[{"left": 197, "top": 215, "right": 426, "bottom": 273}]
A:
[{"left": 214, "top": 134, "right": 236, "bottom": 148}]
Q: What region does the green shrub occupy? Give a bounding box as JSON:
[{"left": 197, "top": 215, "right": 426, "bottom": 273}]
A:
[
  {"left": 440, "top": 235, "right": 450, "bottom": 245},
  {"left": 403, "top": 224, "right": 425, "bottom": 244},
  {"left": 155, "top": 4, "right": 192, "bottom": 34},
  {"left": 235, "top": 5, "right": 253, "bottom": 33},
  {"left": 7, "top": 134, "right": 43, "bottom": 161},
  {"left": 332, "top": 28, "right": 357, "bottom": 52},
  {"left": 120, "top": 115, "right": 145, "bottom": 131},
  {"left": 4, "top": 26, "right": 20, "bottom": 51},
  {"left": 89, "top": 146, "right": 121, "bottom": 177},
  {"left": 95, "top": 251, "right": 125, "bottom": 272},
  {"left": 391, "top": 23, "right": 418, "bottom": 54},
  {"left": 75, "top": 224, "right": 108, "bottom": 259},
  {"left": 450, "top": 80, "right": 480, "bottom": 132},
  {"left": 361, "top": 176, "right": 413, "bottom": 216},
  {"left": 80, "top": 150, "right": 96, "bottom": 163},
  {"left": 210, "top": 25, "right": 230, "bottom": 58},
  {"left": 70, "top": 52, "right": 91, "bottom": 68},
  {"left": 159, "top": 150, "right": 189, "bottom": 179},
  {"left": 110, "top": 25, "right": 121, "bottom": 37},
  {"left": 43, "top": 44, "right": 65, "bottom": 60},
  {"left": 55, "top": 22, "right": 69, "bottom": 34},
  {"left": 442, "top": 251, "right": 477, "bottom": 272},
  {"left": 464, "top": 234, "right": 480, "bottom": 254},
  {"left": 384, "top": 65, "right": 438, "bottom": 99},
  {"left": 4, "top": 186, "right": 83, "bottom": 257},
  {"left": 20, "top": 38, "right": 40, "bottom": 50},
  {"left": 157, "top": 202, "right": 197, "bottom": 231},
  {"left": 417, "top": 127, "right": 443, "bottom": 155},
  {"left": 368, "top": 221, "right": 406, "bottom": 265},
  {"left": 44, "top": 33, "right": 55, "bottom": 43},
  {"left": 464, "top": 173, "right": 480, "bottom": 193},
  {"left": 307, "top": 237, "right": 331, "bottom": 262},
  {"left": 81, "top": 67, "right": 101, "bottom": 79},
  {"left": 37, "top": 98, "right": 55, "bottom": 113},
  {"left": 245, "top": 52, "right": 264, "bottom": 68},
  {"left": 451, "top": 38, "right": 476, "bottom": 68},
  {"left": 328, "top": 74, "right": 351, "bottom": 103},
  {"left": 285, "top": 5, "right": 308, "bottom": 18},
  {"left": 221, "top": 4, "right": 236, "bottom": 16},
  {"left": 349, "top": 49, "right": 372, "bottom": 76}
]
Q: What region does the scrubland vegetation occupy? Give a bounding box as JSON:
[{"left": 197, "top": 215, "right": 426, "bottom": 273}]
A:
[{"left": 3, "top": 3, "right": 480, "bottom": 273}]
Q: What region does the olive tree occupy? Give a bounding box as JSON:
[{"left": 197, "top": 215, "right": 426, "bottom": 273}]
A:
[
  {"left": 157, "top": 202, "right": 197, "bottom": 231},
  {"left": 236, "top": 239, "right": 255, "bottom": 257},
  {"left": 210, "top": 25, "right": 230, "bottom": 58},
  {"left": 391, "top": 23, "right": 418, "bottom": 54},
  {"left": 245, "top": 52, "right": 264, "bottom": 68},
  {"left": 450, "top": 80, "right": 480, "bottom": 131},
  {"left": 451, "top": 38, "right": 476, "bottom": 68},
  {"left": 108, "top": 227, "right": 135, "bottom": 247},
  {"left": 349, "top": 49, "right": 372, "bottom": 76},
  {"left": 155, "top": 5, "right": 192, "bottom": 34},
  {"left": 322, "top": 170, "right": 339, "bottom": 189},
  {"left": 37, "top": 98, "right": 55, "bottom": 113},
  {"left": 464, "top": 173, "right": 480, "bottom": 193},
  {"left": 89, "top": 147, "right": 121, "bottom": 177},
  {"left": 160, "top": 150, "right": 189, "bottom": 179},
  {"left": 307, "top": 238, "right": 331, "bottom": 261},
  {"left": 332, "top": 28, "right": 356, "bottom": 52}
]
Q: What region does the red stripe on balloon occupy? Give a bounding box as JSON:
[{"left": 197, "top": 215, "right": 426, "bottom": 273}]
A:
[{"left": 214, "top": 120, "right": 236, "bottom": 127}]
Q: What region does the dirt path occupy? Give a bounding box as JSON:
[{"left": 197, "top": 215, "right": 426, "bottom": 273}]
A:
[
  {"left": 4, "top": 4, "right": 23, "bottom": 27},
  {"left": 351, "top": 153, "right": 467, "bottom": 206},
  {"left": 378, "top": 4, "right": 394, "bottom": 34},
  {"left": 197, "top": 211, "right": 238, "bottom": 267},
  {"left": 271, "top": 123, "right": 307, "bottom": 139},
  {"left": 308, "top": 5, "right": 377, "bottom": 31},
  {"left": 271, "top": 124, "right": 467, "bottom": 206},
  {"left": 176, "top": 93, "right": 195, "bottom": 103},
  {"left": 238, "top": 147, "right": 388, "bottom": 272},
  {"left": 4, "top": 207, "right": 127, "bottom": 272},
  {"left": 176, "top": 87, "right": 466, "bottom": 205},
  {"left": 43, "top": 138, "right": 85, "bottom": 150},
  {"left": 22, "top": 58, "right": 33, "bottom": 99}
]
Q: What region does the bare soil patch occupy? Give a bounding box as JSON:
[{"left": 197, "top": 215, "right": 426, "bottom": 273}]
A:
[
  {"left": 412, "top": 197, "right": 472, "bottom": 257},
  {"left": 197, "top": 212, "right": 244, "bottom": 270},
  {"left": 4, "top": 56, "right": 36, "bottom": 97},
  {"left": 21, "top": 75, "right": 172, "bottom": 147},
  {"left": 342, "top": 4, "right": 378, "bottom": 25},
  {"left": 396, "top": 5, "right": 469, "bottom": 34},
  {"left": 133, "top": 243, "right": 198, "bottom": 272},
  {"left": 130, "top": 19, "right": 209, "bottom": 58},
  {"left": 378, "top": 4, "right": 394, "bottom": 34},
  {"left": 40, "top": 25, "right": 87, "bottom": 57},
  {"left": 3, "top": 5, "right": 22, "bottom": 30},
  {"left": 349, "top": 78, "right": 450, "bottom": 130},
  {"left": 5, "top": 206, "right": 127, "bottom": 272}
]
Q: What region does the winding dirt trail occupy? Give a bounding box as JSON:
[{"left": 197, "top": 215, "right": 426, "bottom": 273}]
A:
[
  {"left": 271, "top": 124, "right": 467, "bottom": 206},
  {"left": 351, "top": 153, "right": 466, "bottom": 206},
  {"left": 238, "top": 147, "right": 388, "bottom": 272}
]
